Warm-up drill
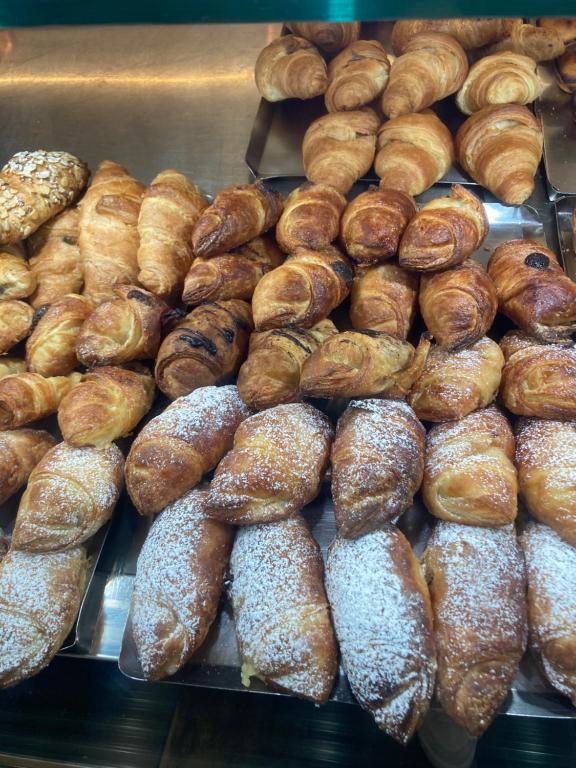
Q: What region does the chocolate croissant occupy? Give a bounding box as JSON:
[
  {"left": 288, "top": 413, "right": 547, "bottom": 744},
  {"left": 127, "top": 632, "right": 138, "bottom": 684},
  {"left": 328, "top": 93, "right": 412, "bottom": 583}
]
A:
[
  {"left": 155, "top": 299, "right": 252, "bottom": 400},
  {"left": 286, "top": 21, "right": 360, "bottom": 53},
  {"left": 275, "top": 183, "right": 346, "bottom": 253},
  {"left": 76, "top": 285, "right": 167, "bottom": 366},
  {"left": 0, "top": 243, "right": 35, "bottom": 301},
  {"left": 340, "top": 187, "right": 417, "bottom": 264},
  {"left": 399, "top": 185, "right": 489, "bottom": 271},
  {"left": 391, "top": 18, "right": 514, "bottom": 53},
  {"left": 302, "top": 109, "right": 380, "bottom": 194},
  {"left": 237, "top": 319, "right": 337, "bottom": 411},
  {"left": 0, "top": 300, "right": 33, "bottom": 354},
  {"left": 0, "top": 429, "right": 56, "bottom": 505},
  {"left": 350, "top": 262, "right": 419, "bottom": 339},
  {"left": 191, "top": 182, "right": 283, "bottom": 259},
  {"left": 488, "top": 240, "right": 576, "bottom": 342},
  {"left": 254, "top": 35, "right": 328, "bottom": 102},
  {"left": 325, "top": 40, "right": 390, "bottom": 112},
  {"left": 332, "top": 400, "right": 425, "bottom": 538},
  {"left": 456, "top": 104, "right": 543, "bottom": 205},
  {"left": 375, "top": 111, "right": 454, "bottom": 196},
  {"left": 300, "top": 330, "right": 431, "bottom": 399},
  {"left": 0, "top": 371, "right": 81, "bottom": 429},
  {"left": 251, "top": 245, "right": 352, "bottom": 331},
  {"left": 419, "top": 259, "right": 497, "bottom": 350}
]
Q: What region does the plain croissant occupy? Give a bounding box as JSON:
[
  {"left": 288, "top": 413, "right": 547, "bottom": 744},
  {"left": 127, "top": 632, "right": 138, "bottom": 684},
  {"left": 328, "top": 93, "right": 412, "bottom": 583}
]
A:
[
  {"left": 391, "top": 18, "right": 515, "bottom": 53},
  {"left": 325, "top": 40, "right": 390, "bottom": 112},
  {"left": 255, "top": 35, "right": 328, "bottom": 102},
  {"left": 456, "top": 52, "right": 543, "bottom": 114},
  {"left": 286, "top": 22, "right": 360, "bottom": 53}
]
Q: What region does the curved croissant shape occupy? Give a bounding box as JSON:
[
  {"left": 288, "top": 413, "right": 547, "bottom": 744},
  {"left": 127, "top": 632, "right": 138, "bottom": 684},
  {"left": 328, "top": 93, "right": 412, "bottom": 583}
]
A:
[
  {"left": 0, "top": 429, "right": 56, "bottom": 506},
  {"left": 275, "top": 183, "right": 347, "bottom": 253},
  {"left": 485, "top": 22, "right": 566, "bottom": 62},
  {"left": 0, "top": 243, "right": 35, "bottom": 301},
  {"left": 456, "top": 104, "right": 543, "bottom": 205},
  {"left": 0, "top": 371, "right": 81, "bottom": 429},
  {"left": 325, "top": 40, "right": 390, "bottom": 112},
  {"left": 457, "top": 53, "right": 543, "bottom": 115},
  {"left": 375, "top": 112, "right": 454, "bottom": 196},
  {"left": 399, "top": 185, "right": 489, "bottom": 271},
  {"left": 391, "top": 18, "right": 515, "bottom": 54},
  {"left": 302, "top": 109, "right": 380, "bottom": 194},
  {"left": 382, "top": 32, "right": 468, "bottom": 119},
  {"left": 351, "top": 263, "right": 419, "bottom": 339},
  {"left": 286, "top": 22, "right": 360, "bottom": 53},
  {"left": 255, "top": 35, "right": 328, "bottom": 102}
]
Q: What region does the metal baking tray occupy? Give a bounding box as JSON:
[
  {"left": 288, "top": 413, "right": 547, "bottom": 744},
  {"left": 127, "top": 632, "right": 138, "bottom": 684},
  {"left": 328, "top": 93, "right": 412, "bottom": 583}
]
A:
[{"left": 554, "top": 195, "right": 576, "bottom": 279}]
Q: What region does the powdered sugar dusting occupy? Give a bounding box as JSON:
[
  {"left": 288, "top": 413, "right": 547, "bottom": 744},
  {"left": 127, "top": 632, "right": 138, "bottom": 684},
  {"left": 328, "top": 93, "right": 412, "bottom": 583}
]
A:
[{"left": 516, "top": 418, "right": 576, "bottom": 469}]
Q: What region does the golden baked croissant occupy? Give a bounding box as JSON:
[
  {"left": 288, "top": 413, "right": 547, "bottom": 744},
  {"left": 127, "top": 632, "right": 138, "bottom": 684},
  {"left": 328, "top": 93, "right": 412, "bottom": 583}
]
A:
[
  {"left": 538, "top": 17, "right": 576, "bottom": 42},
  {"left": 230, "top": 516, "right": 337, "bottom": 703},
  {"left": 516, "top": 418, "right": 576, "bottom": 547},
  {"left": 206, "top": 403, "right": 333, "bottom": 526},
  {"left": 325, "top": 40, "right": 390, "bottom": 112},
  {"left": 182, "top": 236, "right": 284, "bottom": 305},
  {"left": 382, "top": 32, "right": 468, "bottom": 119},
  {"left": 488, "top": 240, "right": 576, "bottom": 342},
  {"left": 0, "top": 300, "right": 33, "bottom": 354},
  {"left": 0, "top": 429, "right": 56, "bottom": 505},
  {"left": 192, "top": 182, "right": 283, "bottom": 259},
  {"left": 275, "top": 183, "right": 346, "bottom": 253},
  {"left": 137, "top": 170, "right": 209, "bottom": 301},
  {"left": 419, "top": 259, "right": 498, "bottom": 350},
  {"left": 0, "top": 151, "right": 88, "bottom": 245},
  {"left": 456, "top": 53, "right": 543, "bottom": 115},
  {"left": 12, "top": 442, "right": 124, "bottom": 552},
  {"left": 408, "top": 337, "right": 504, "bottom": 422},
  {"left": 0, "top": 243, "right": 35, "bottom": 301},
  {"left": 423, "top": 407, "right": 517, "bottom": 527},
  {"left": 286, "top": 22, "right": 360, "bottom": 53},
  {"left": 76, "top": 285, "right": 167, "bottom": 366},
  {"left": 326, "top": 527, "right": 436, "bottom": 743},
  {"left": 302, "top": 109, "right": 380, "bottom": 194},
  {"left": 350, "top": 262, "right": 419, "bottom": 339},
  {"left": 255, "top": 35, "right": 328, "bottom": 101},
  {"left": 399, "top": 185, "right": 488, "bottom": 271},
  {"left": 25, "top": 294, "right": 93, "bottom": 377},
  {"left": 155, "top": 299, "right": 252, "bottom": 400},
  {"left": 237, "top": 319, "right": 337, "bottom": 411},
  {"left": 391, "top": 18, "right": 515, "bottom": 53},
  {"left": 0, "top": 371, "right": 81, "bottom": 429},
  {"left": 484, "top": 22, "right": 566, "bottom": 61},
  {"left": 57, "top": 364, "right": 155, "bottom": 448},
  {"left": 340, "top": 187, "right": 417, "bottom": 263},
  {"left": 251, "top": 245, "right": 352, "bottom": 331},
  {"left": 456, "top": 104, "right": 543, "bottom": 205},
  {"left": 331, "top": 400, "right": 425, "bottom": 538},
  {"left": 424, "top": 522, "right": 527, "bottom": 737},
  {"left": 27, "top": 208, "right": 82, "bottom": 309},
  {"left": 0, "top": 358, "right": 25, "bottom": 379},
  {"left": 79, "top": 160, "right": 145, "bottom": 304},
  {"left": 375, "top": 111, "right": 454, "bottom": 196},
  {"left": 300, "top": 331, "right": 431, "bottom": 399}
]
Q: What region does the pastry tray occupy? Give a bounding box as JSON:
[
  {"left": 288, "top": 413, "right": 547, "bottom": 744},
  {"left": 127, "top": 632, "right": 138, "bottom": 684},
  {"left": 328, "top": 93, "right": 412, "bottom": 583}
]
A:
[{"left": 554, "top": 195, "right": 576, "bottom": 279}]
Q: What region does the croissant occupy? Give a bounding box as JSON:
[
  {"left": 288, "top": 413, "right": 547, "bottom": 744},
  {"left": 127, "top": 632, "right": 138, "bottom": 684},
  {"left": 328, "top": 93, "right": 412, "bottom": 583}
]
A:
[
  {"left": 0, "top": 300, "right": 33, "bottom": 354},
  {"left": 423, "top": 407, "right": 517, "bottom": 527},
  {"left": 538, "top": 17, "right": 576, "bottom": 42},
  {"left": 255, "top": 35, "right": 328, "bottom": 102},
  {"left": 419, "top": 259, "right": 497, "bottom": 350},
  {"left": 332, "top": 400, "right": 425, "bottom": 538},
  {"left": 206, "top": 403, "right": 332, "bottom": 526},
  {"left": 375, "top": 111, "right": 454, "bottom": 196},
  {"left": 12, "top": 442, "right": 124, "bottom": 552},
  {"left": 382, "top": 32, "right": 468, "bottom": 119},
  {"left": 424, "top": 522, "right": 527, "bottom": 737},
  {"left": 191, "top": 182, "right": 283, "bottom": 259},
  {"left": 350, "top": 262, "right": 419, "bottom": 339},
  {"left": 251, "top": 246, "right": 352, "bottom": 331},
  {"left": 408, "top": 337, "right": 504, "bottom": 422},
  {"left": 340, "top": 187, "right": 417, "bottom": 264},
  {"left": 237, "top": 319, "right": 337, "bottom": 411},
  {"left": 300, "top": 330, "right": 431, "bottom": 399},
  {"left": 556, "top": 46, "right": 576, "bottom": 93},
  {"left": 325, "top": 40, "right": 390, "bottom": 112},
  {"left": 137, "top": 170, "right": 209, "bottom": 301},
  {"left": 484, "top": 22, "right": 566, "bottom": 61},
  {"left": 0, "top": 358, "right": 25, "bottom": 379},
  {"left": 76, "top": 285, "right": 167, "bottom": 366},
  {"left": 0, "top": 371, "right": 81, "bottom": 429},
  {"left": 488, "top": 240, "right": 576, "bottom": 342},
  {"left": 456, "top": 104, "right": 543, "bottom": 205},
  {"left": 0, "top": 150, "right": 88, "bottom": 245},
  {"left": 456, "top": 53, "right": 543, "bottom": 115},
  {"left": 391, "top": 18, "right": 515, "bottom": 54},
  {"left": 399, "top": 185, "right": 488, "bottom": 271},
  {"left": 0, "top": 429, "right": 56, "bottom": 505},
  {"left": 25, "top": 294, "right": 93, "bottom": 377},
  {"left": 57, "top": 365, "right": 155, "bottom": 448},
  {"left": 0, "top": 243, "right": 35, "bottom": 301},
  {"left": 286, "top": 22, "right": 360, "bottom": 53},
  {"left": 27, "top": 208, "right": 82, "bottom": 309},
  {"left": 302, "top": 109, "right": 380, "bottom": 194},
  {"left": 275, "top": 183, "right": 346, "bottom": 253},
  {"left": 79, "top": 160, "right": 145, "bottom": 304},
  {"left": 325, "top": 527, "right": 436, "bottom": 743}
]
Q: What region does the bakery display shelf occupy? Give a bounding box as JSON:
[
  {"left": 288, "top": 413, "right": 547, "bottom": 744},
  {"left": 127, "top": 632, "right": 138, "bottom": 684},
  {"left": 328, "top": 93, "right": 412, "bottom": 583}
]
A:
[{"left": 554, "top": 195, "right": 576, "bottom": 280}]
